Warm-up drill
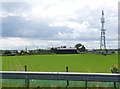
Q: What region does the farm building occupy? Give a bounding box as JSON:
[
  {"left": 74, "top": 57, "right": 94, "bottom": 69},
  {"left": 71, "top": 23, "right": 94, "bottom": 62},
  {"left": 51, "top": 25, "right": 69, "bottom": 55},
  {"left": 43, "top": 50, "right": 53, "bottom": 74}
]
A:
[
  {"left": 50, "top": 45, "right": 86, "bottom": 54},
  {"left": 55, "top": 48, "right": 78, "bottom": 54}
]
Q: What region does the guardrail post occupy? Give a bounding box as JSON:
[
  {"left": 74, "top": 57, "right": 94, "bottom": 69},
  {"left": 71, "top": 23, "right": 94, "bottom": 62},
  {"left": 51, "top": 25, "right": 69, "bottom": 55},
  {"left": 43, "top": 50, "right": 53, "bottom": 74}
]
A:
[
  {"left": 25, "top": 65, "right": 29, "bottom": 88},
  {"left": 27, "top": 78, "right": 30, "bottom": 88},
  {"left": 114, "top": 82, "right": 116, "bottom": 89},
  {"left": 85, "top": 81, "right": 88, "bottom": 89},
  {"left": 25, "top": 65, "right": 27, "bottom": 87},
  {"left": 66, "top": 66, "right": 69, "bottom": 87}
]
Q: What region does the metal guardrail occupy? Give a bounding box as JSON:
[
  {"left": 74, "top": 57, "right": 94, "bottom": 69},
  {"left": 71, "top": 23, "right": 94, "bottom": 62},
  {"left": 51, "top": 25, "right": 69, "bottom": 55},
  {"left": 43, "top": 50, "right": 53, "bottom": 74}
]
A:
[
  {"left": 0, "top": 71, "right": 120, "bottom": 82},
  {"left": 0, "top": 71, "right": 120, "bottom": 88}
]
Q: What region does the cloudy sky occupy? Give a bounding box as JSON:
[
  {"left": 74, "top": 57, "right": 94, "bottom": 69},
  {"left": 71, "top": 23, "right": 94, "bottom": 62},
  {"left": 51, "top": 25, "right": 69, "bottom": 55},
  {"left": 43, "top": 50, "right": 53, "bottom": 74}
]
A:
[{"left": 0, "top": 0, "right": 118, "bottom": 50}]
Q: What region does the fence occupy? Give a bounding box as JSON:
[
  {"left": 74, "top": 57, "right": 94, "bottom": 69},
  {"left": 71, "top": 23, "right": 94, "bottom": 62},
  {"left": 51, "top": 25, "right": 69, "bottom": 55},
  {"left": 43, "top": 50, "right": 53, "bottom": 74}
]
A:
[{"left": 0, "top": 71, "right": 120, "bottom": 88}]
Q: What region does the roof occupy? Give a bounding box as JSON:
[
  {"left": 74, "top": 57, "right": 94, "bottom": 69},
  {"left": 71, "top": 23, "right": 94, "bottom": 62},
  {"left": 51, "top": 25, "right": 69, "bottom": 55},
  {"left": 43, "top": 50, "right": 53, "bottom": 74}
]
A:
[{"left": 57, "top": 48, "right": 76, "bottom": 50}]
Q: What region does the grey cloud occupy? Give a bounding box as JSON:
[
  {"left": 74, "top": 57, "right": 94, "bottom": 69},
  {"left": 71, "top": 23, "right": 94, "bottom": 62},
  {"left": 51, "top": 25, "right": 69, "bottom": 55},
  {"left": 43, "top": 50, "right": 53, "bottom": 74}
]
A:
[
  {"left": 2, "top": 2, "right": 30, "bottom": 12},
  {"left": 2, "top": 1, "right": 118, "bottom": 41}
]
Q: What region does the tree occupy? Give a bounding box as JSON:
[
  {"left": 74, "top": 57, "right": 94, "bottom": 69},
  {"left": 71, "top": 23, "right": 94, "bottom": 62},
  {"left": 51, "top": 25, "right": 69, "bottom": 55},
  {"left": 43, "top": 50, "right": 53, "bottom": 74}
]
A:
[
  {"left": 15, "top": 50, "right": 19, "bottom": 55},
  {"left": 105, "top": 49, "right": 108, "bottom": 52},
  {"left": 75, "top": 43, "right": 83, "bottom": 49},
  {"left": 80, "top": 45, "right": 86, "bottom": 52},
  {"left": 20, "top": 50, "right": 25, "bottom": 55},
  {"left": 110, "top": 64, "right": 118, "bottom": 73},
  {"left": 4, "top": 50, "right": 11, "bottom": 54}
]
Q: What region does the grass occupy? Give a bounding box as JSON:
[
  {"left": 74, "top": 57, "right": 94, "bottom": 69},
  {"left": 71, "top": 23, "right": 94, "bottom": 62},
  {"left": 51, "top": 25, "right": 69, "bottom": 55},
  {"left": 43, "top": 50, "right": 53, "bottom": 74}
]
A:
[
  {"left": 1, "top": 54, "right": 119, "bottom": 87},
  {"left": 2, "top": 79, "right": 120, "bottom": 88},
  {"left": 2, "top": 54, "right": 118, "bottom": 73}
]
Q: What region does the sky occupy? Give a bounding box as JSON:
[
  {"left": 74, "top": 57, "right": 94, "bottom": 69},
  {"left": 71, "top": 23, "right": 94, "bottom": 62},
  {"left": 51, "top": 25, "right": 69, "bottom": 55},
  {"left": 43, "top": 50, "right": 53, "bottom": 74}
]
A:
[{"left": 0, "top": 0, "right": 118, "bottom": 50}]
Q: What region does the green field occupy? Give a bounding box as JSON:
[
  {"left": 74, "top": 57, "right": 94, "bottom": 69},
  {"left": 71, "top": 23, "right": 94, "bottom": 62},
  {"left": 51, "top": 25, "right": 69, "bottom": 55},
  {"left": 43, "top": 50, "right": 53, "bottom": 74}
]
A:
[{"left": 2, "top": 54, "right": 118, "bottom": 73}]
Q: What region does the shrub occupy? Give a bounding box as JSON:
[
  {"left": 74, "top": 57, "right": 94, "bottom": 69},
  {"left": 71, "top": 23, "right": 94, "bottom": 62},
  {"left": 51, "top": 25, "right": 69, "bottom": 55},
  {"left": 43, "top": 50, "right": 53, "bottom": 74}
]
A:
[{"left": 110, "top": 64, "right": 118, "bottom": 73}]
